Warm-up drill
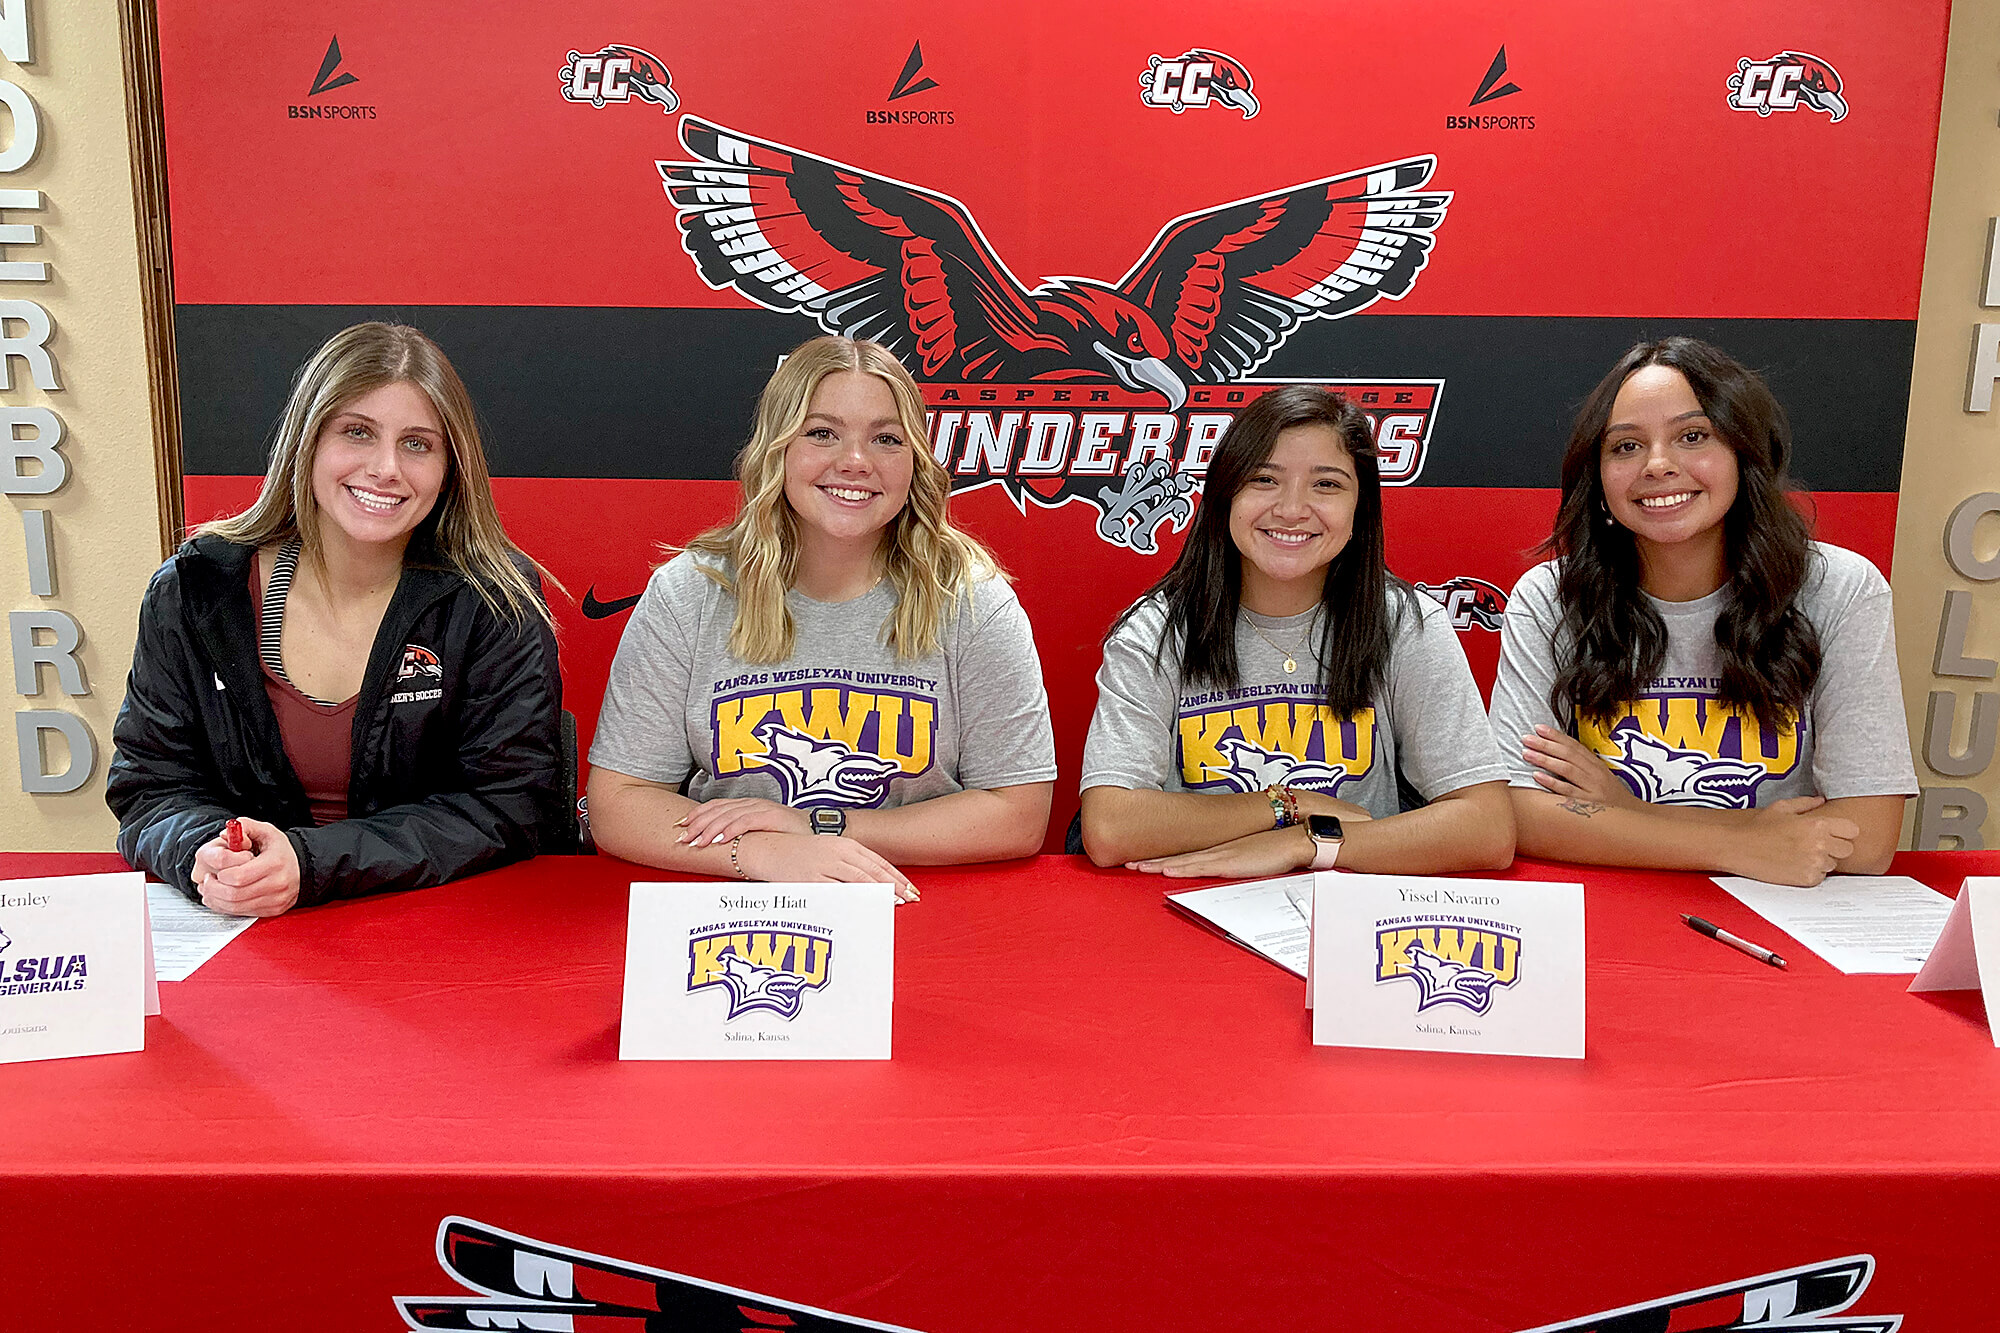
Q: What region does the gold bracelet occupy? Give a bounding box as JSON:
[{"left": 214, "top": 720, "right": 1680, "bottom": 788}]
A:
[{"left": 727, "top": 834, "right": 749, "bottom": 880}]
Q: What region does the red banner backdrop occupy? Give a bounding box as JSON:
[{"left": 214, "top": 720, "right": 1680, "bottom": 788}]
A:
[{"left": 161, "top": 2, "right": 1945, "bottom": 845}]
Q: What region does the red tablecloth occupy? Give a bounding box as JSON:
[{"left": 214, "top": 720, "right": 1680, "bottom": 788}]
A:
[{"left": 1, "top": 851, "right": 1995, "bottom": 1331}]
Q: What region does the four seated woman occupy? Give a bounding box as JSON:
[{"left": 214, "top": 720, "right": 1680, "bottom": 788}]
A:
[
  {"left": 106, "top": 322, "right": 565, "bottom": 914},
  {"left": 107, "top": 331, "right": 1920, "bottom": 890}
]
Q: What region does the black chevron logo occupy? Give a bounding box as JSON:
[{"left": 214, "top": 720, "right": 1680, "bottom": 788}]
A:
[
  {"left": 888, "top": 41, "right": 939, "bottom": 102},
  {"left": 309, "top": 36, "right": 359, "bottom": 97},
  {"left": 1468, "top": 46, "right": 1521, "bottom": 106}
]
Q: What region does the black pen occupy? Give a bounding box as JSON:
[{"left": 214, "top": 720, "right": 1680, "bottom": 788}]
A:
[{"left": 1682, "top": 914, "right": 1787, "bottom": 969}]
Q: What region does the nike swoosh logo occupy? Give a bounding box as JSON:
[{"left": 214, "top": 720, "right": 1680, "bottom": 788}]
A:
[{"left": 580, "top": 586, "right": 643, "bottom": 618}]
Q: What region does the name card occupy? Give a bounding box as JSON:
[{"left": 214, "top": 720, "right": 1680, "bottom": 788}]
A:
[
  {"left": 1909, "top": 878, "right": 2000, "bottom": 1045},
  {"left": 0, "top": 871, "right": 150, "bottom": 1065},
  {"left": 1311, "top": 873, "right": 1585, "bottom": 1060},
  {"left": 619, "top": 882, "right": 894, "bottom": 1060}
]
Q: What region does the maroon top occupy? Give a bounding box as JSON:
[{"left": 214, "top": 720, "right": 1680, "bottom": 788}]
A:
[{"left": 251, "top": 558, "right": 355, "bottom": 825}]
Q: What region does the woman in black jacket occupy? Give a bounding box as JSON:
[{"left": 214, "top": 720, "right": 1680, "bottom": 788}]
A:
[{"left": 107, "top": 323, "right": 564, "bottom": 915}]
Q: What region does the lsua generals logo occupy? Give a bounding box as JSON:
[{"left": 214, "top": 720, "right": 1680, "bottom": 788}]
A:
[
  {"left": 0, "top": 923, "right": 88, "bottom": 996},
  {"left": 1139, "top": 48, "right": 1259, "bottom": 118},
  {"left": 660, "top": 117, "right": 1448, "bottom": 552},
  {"left": 712, "top": 673, "right": 938, "bottom": 808},
  {"left": 561, "top": 44, "right": 679, "bottom": 112},
  {"left": 1727, "top": 51, "right": 1848, "bottom": 122},
  {"left": 1579, "top": 683, "right": 1799, "bottom": 809},
  {"left": 1178, "top": 689, "right": 1374, "bottom": 796},
  {"left": 397, "top": 1218, "right": 1902, "bottom": 1333},
  {"left": 1376, "top": 915, "right": 1521, "bottom": 1016},
  {"left": 687, "top": 919, "right": 833, "bottom": 1021}
]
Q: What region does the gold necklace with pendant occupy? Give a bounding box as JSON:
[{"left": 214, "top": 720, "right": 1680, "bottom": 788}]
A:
[{"left": 1242, "top": 610, "right": 1316, "bottom": 675}]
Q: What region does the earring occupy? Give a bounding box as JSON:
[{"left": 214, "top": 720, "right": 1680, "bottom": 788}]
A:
[{"left": 1598, "top": 498, "right": 1614, "bottom": 527}]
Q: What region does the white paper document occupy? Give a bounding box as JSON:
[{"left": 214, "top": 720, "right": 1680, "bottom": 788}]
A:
[
  {"left": 1712, "top": 875, "right": 1954, "bottom": 974},
  {"left": 143, "top": 881, "right": 257, "bottom": 981},
  {"left": 1165, "top": 874, "right": 1313, "bottom": 978}
]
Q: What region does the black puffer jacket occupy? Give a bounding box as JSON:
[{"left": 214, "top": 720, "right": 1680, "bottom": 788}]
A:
[{"left": 106, "top": 535, "right": 564, "bottom": 906}]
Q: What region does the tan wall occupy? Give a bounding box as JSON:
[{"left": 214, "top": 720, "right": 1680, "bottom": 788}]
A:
[
  {"left": 0, "top": 1, "right": 168, "bottom": 849},
  {"left": 1894, "top": 0, "right": 2000, "bottom": 847}
]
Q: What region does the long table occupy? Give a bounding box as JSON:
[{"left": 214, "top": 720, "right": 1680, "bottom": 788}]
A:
[{"left": 2, "top": 850, "right": 1996, "bottom": 1331}]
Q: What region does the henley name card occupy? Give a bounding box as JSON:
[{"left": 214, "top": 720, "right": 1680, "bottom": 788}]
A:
[
  {"left": 0, "top": 871, "right": 149, "bottom": 1065},
  {"left": 620, "top": 882, "right": 894, "bottom": 1060},
  {"left": 1311, "top": 873, "right": 1585, "bottom": 1059}
]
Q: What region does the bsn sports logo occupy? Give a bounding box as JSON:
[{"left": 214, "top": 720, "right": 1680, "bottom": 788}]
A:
[
  {"left": 561, "top": 44, "right": 679, "bottom": 113},
  {"left": 868, "top": 39, "right": 953, "bottom": 125},
  {"left": 1139, "top": 48, "right": 1258, "bottom": 118},
  {"left": 1579, "top": 692, "right": 1799, "bottom": 809},
  {"left": 289, "top": 36, "right": 375, "bottom": 121},
  {"left": 1414, "top": 576, "right": 1508, "bottom": 631},
  {"left": 397, "top": 644, "right": 443, "bottom": 681},
  {"left": 1727, "top": 51, "right": 1847, "bottom": 122},
  {"left": 661, "top": 118, "right": 1448, "bottom": 551},
  {"left": 687, "top": 923, "right": 833, "bottom": 1021},
  {"left": 397, "top": 1219, "right": 1901, "bottom": 1333},
  {"left": 1376, "top": 916, "right": 1521, "bottom": 1016}
]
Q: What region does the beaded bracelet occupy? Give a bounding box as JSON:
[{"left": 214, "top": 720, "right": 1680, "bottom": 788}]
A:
[
  {"left": 1265, "top": 786, "right": 1293, "bottom": 829},
  {"left": 727, "top": 834, "right": 749, "bottom": 880}
]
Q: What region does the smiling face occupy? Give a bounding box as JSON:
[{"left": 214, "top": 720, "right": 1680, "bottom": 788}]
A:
[
  {"left": 781, "top": 370, "right": 914, "bottom": 558},
  {"left": 1227, "top": 422, "right": 1358, "bottom": 614},
  {"left": 307, "top": 380, "right": 449, "bottom": 557},
  {"left": 1599, "top": 365, "right": 1740, "bottom": 589}
]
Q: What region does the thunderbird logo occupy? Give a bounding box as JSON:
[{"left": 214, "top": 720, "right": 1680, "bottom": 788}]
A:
[
  {"left": 396, "top": 644, "right": 442, "bottom": 681},
  {"left": 662, "top": 118, "right": 1445, "bottom": 410},
  {"left": 397, "top": 1219, "right": 1903, "bottom": 1332},
  {"left": 1415, "top": 575, "right": 1508, "bottom": 631}
]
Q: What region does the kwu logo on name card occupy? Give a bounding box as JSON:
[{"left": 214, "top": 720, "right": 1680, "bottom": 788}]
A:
[
  {"left": 621, "top": 882, "right": 893, "bottom": 1060},
  {"left": 1312, "top": 873, "right": 1583, "bottom": 1059},
  {"left": 0, "top": 871, "right": 150, "bottom": 1065}
]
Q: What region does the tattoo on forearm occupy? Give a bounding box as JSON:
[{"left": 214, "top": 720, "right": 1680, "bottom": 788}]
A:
[{"left": 1559, "top": 798, "right": 1606, "bottom": 818}]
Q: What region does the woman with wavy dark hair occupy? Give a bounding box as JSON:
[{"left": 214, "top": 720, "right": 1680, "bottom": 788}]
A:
[
  {"left": 1487, "top": 337, "right": 1916, "bottom": 885},
  {"left": 1080, "top": 385, "right": 1514, "bottom": 878}
]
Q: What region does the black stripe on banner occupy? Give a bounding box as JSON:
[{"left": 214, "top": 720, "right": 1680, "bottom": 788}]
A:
[{"left": 174, "top": 306, "right": 1914, "bottom": 491}]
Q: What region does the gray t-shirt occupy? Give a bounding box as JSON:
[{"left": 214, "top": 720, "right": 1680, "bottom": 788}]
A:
[
  {"left": 1486, "top": 544, "right": 1918, "bottom": 807},
  {"left": 1081, "top": 590, "right": 1509, "bottom": 817},
  {"left": 589, "top": 553, "right": 1057, "bottom": 807}
]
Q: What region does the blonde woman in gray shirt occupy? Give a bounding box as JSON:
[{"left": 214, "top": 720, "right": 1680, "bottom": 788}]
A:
[{"left": 587, "top": 337, "right": 1057, "bottom": 896}]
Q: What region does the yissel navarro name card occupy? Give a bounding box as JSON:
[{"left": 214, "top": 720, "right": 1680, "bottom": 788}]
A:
[
  {"left": 1312, "top": 874, "right": 1585, "bottom": 1060},
  {"left": 620, "top": 882, "right": 894, "bottom": 1060},
  {"left": 0, "top": 871, "right": 149, "bottom": 1065}
]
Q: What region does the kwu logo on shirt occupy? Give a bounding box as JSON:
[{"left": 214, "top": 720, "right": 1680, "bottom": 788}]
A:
[
  {"left": 660, "top": 118, "right": 1448, "bottom": 552},
  {"left": 1178, "top": 693, "right": 1375, "bottom": 796},
  {"left": 1578, "top": 689, "right": 1799, "bottom": 809},
  {"left": 710, "top": 679, "right": 938, "bottom": 807}
]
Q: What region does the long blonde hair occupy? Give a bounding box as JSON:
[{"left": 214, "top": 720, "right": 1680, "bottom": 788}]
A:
[
  {"left": 200, "top": 322, "right": 557, "bottom": 627},
  {"left": 686, "top": 336, "right": 1003, "bottom": 662}
]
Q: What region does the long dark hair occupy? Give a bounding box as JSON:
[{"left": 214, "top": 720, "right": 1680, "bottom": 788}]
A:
[
  {"left": 1547, "top": 337, "right": 1820, "bottom": 725},
  {"left": 1109, "top": 385, "right": 1414, "bottom": 716}
]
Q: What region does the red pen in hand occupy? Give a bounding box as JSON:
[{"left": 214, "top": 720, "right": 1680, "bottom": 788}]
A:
[{"left": 224, "top": 818, "right": 248, "bottom": 853}]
